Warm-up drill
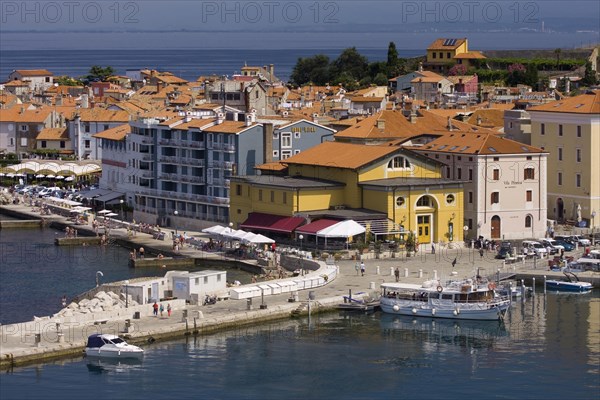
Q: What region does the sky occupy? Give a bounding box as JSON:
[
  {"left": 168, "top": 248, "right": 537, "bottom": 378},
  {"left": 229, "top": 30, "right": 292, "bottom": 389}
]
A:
[{"left": 0, "top": 0, "right": 598, "bottom": 50}]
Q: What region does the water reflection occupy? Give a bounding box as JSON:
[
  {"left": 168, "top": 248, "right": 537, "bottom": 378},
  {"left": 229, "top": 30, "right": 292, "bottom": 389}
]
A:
[{"left": 85, "top": 358, "right": 144, "bottom": 375}]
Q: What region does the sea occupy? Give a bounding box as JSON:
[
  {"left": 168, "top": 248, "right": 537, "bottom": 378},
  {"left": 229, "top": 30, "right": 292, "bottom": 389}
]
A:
[{"left": 0, "top": 226, "right": 599, "bottom": 400}]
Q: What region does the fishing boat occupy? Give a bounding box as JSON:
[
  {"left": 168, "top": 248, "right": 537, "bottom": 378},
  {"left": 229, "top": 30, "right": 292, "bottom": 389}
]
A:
[
  {"left": 380, "top": 277, "right": 511, "bottom": 321},
  {"left": 545, "top": 272, "right": 592, "bottom": 293},
  {"left": 85, "top": 334, "right": 144, "bottom": 359}
]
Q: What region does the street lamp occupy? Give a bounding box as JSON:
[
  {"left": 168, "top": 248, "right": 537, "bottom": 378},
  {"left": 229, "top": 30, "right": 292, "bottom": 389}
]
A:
[
  {"left": 299, "top": 234, "right": 304, "bottom": 252},
  {"left": 96, "top": 270, "right": 103, "bottom": 287},
  {"left": 120, "top": 199, "right": 124, "bottom": 223},
  {"left": 124, "top": 280, "right": 129, "bottom": 308},
  {"left": 592, "top": 211, "right": 596, "bottom": 246},
  {"left": 173, "top": 210, "right": 178, "bottom": 236}
]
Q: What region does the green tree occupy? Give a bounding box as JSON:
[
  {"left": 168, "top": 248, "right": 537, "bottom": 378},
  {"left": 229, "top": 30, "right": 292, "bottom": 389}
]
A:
[
  {"left": 54, "top": 76, "right": 84, "bottom": 86},
  {"left": 387, "top": 41, "right": 398, "bottom": 68},
  {"left": 582, "top": 61, "right": 598, "bottom": 86},
  {"left": 331, "top": 47, "right": 369, "bottom": 83},
  {"left": 87, "top": 65, "right": 115, "bottom": 82},
  {"left": 524, "top": 64, "right": 539, "bottom": 88},
  {"left": 336, "top": 71, "right": 359, "bottom": 91},
  {"left": 554, "top": 48, "right": 561, "bottom": 69},
  {"left": 373, "top": 73, "right": 388, "bottom": 86},
  {"left": 290, "top": 55, "right": 330, "bottom": 86}
]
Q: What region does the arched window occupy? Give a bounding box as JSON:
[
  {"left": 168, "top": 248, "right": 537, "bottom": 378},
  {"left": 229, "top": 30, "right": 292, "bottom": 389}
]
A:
[
  {"left": 387, "top": 156, "right": 411, "bottom": 169},
  {"left": 416, "top": 196, "right": 431, "bottom": 207},
  {"left": 525, "top": 215, "right": 532, "bottom": 228}
]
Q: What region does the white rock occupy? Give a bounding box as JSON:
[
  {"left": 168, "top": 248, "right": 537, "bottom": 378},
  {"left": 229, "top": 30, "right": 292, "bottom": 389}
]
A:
[
  {"left": 79, "top": 299, "right": 90, "bottom": 307},
  {"left": 67, "top": 302, "right": 79, "bottom": 309},
  {"left": 90, "top": 306, "right": 103, "bottom": 313},
  {"left": 108, "top": 291, "right": 120, "bottom": 300}
]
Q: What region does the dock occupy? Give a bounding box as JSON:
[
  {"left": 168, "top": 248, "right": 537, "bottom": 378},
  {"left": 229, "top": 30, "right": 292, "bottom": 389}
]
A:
[
  {"left": 54, "top": 237, "right": 103, "bottom": 246},
  {"left": 0, "top": 220, "right": 43, "bottom": 229}
]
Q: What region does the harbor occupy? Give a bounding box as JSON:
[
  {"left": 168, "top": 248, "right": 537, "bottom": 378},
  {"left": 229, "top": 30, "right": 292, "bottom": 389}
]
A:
[{"left": 1, "top": 203, "right": 599, "bottom": 370}]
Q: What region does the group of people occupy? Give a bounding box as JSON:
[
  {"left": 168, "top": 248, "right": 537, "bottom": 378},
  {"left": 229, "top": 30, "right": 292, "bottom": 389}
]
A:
[
  {"left": 152, "top": 301, "right": 172, "bottom": 317},
  {"left": 354, "top": 261, "right": 366, "bottom": 276},
  {"left": 64, "top": 226, "right": 78, "bottom": 238}
]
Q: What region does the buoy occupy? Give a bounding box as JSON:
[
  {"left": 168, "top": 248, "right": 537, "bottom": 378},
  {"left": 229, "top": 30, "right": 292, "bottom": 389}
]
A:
[
  {"left": 412, "top": 308, "right": 417, "bottom": 314},
  {"left": 436, "top": 285, "right": 443, "bottom": 293},
  {"left": 393, "top": 305, "right": 400, "bottom": 312},
  {"left": 431, "top": 308, "right": 436, "bottom": 315},
  {"left": 453, "top": 310, "right": 458, "bottom": 316}
]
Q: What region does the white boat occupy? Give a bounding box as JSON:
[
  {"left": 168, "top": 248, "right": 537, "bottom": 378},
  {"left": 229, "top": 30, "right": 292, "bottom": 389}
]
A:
[
  {"left": 380, "top": 277, "right": 511, "bottom": 321},
  {"left": 546, "top": 272, "right": 593, "bottom": 293},
  {"left": 85, "top": 334, "right": 144, "bottom": 359}
]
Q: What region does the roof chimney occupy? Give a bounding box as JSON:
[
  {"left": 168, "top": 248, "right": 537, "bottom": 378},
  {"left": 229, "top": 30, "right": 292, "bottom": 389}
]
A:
[
  {"left": 447, "top": 116, "right": 454, "bottom": 131},
  {"left": 376, "top": 119, "right": 385, "bottom": 130},
  {"left": 418, "top": 62, "right": 423, "bottom": 72},
  {"left": 217, "top": 112, "right": 225, "bottom": 124},
  {"left": 410, "top": 110, "right": 417, "bottom": 124},
  {"left": 476, "top": 115, "right": 482, "bottom": 126}
]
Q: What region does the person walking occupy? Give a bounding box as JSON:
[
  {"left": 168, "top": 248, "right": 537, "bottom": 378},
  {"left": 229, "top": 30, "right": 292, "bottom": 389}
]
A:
[
  {"left": 451, "top": 257, "right": 457, "bottom": 268},
  {"left": 360, "top": 261, "right": 366, "bottom": 276},
  {"left": 394, "top": 267, "right": 400, "bottom": 282},
  {"left": 355, "top": 262, "right": 360, "bottom": 276},
  {"left": 159, "top": 303, "right": 164, "bottom": 317},
  {"left": 152, "top": 302, "right": 158, "bottom": 317},
  {"left": 167, "top": 303, "right": 172, "bottom": 317},
  {"left": 479, "top": 248, "right": 484, "bottom": 259}
]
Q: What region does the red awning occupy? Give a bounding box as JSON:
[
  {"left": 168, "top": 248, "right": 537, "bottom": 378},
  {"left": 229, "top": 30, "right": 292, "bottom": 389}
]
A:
[
  {"left": 295, "top": 219, "right": 339, "bottom": 235},
  {"left": 240, "top": 212, "right": 305, "bottom": 234}
]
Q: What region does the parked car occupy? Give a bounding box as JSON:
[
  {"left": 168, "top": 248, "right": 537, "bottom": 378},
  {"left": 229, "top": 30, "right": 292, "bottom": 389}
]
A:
[
  {"left": 496, "top": 245, "right": 512, "bottom": 259},
  {"left": 538, "top": 238, "right": 563, "bottom": 255},
  {"left": 553, "top": 239, "right": 575, "bottom": 252},
  {"left": 522, "top": 240, "right": 548, "bottom": 257},
  {"left": 569, "top": 235, "right": 591, "bottom": 247},
  {"left": 554, "top": 235, "right": 576, "bottom": 245}
]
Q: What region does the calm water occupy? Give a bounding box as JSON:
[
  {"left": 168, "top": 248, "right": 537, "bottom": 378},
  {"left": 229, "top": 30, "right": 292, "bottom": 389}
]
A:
[
  {"left": 1, "top": 294, "right": 599, "bottom": 400},
  {"left": 0, "top": 227, "right": 253, "bottom": 325}
]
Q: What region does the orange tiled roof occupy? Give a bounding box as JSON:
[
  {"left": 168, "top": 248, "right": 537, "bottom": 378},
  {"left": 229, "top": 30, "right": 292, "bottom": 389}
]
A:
[
  {"left": 4, "top": 80, "right": 28, "bottom": 87},
  {"left": 203, "top": 121, "right": 256, "bottom": 133},
  {"left": 427, "top": 38, "right": 467, "bottom": 50},
  {"left": 527, "top": 90, "right": 600, "bottom": 114},
  {"left": 92, "top": 123, "right": 130, "bottom": 140},
  {"left": 75, "top": 108, "right": 130, "bottom": 122},
  {"left": 409, "top": 132, "right": 544, "bottom": 155},
  {"left": 13, "top": 69, "right": 54, "bottom": 76},
  {"left": 36, "top": 127, "right": 68, "bottom": 140},
  {"left": 0, "top": 106, "right": 52, "bottom": 123},
  {"left": 453, "top": 51, "right": 486, "bottom": 59},
  {"left": 348, "top": 96, "right": 384, "bottom": 103},
  {"left": 282, "top": 141, "right": 399, "bottom": 170},
  {"left": 256, "top": 162, "right": 287, "bottom": 172}
]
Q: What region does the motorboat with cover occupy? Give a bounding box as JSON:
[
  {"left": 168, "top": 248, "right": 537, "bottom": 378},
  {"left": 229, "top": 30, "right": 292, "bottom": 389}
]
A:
[
  {"left": 545, "top": 271, "right": 593, "bottom": 293},
  {"left": 85, "top": 334, "right": 144, "bottom": 359},
  {"left": 380, "top": 276, "right": 511, "bottom": 321}
]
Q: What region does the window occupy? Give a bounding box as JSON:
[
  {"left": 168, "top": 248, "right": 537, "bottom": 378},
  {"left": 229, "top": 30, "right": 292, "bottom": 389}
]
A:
[
  {"left": 576, "top": 174, "right": 581, "bottom": 188},
  {"left": 526, "top": 190, "right": 532, "bottom": 202},
  {"left": 388, "top": 156, "right": 411, "bottom": 169},
  {"left": 258, "top": 190, "right": 263, "bottom": 201},
  {"left": 446, "top": 194, "right": 455, "bottom": 204},
  {"left": 41, "top": 141, "right": 47, "bottom": 148},
  {"left": 104, "top": 124, "right": 109, "bottom": 131},
  {"left": 493, "top": 157, "right": 499, "bottom": 161},
  {"left": 558, "top": 172, "right": 562, "bottom": 186},
  {"left": 84, "top": 123, "right": 90, "bottom": 133},
  {"left": 468, "top": 191, "right": 473, "bottom": 203},
  {"left": 204, "top": 277, "right": 208, "bottom": 284},
  {"left": 281, "top": 133, "right": 291, "bottom": 148},
  {"left": 272, "top": 150, "right": 279, "bottom": 158},
  {"left": 447, "top": 52, "right": 451, "bottom": 58},
  {"left": 432, "top": 52, "right": 436, "bottom": 59},
  {"left": 457, "top": 168, "right": 462, "bottom": 179},
  {"left": 526, "top": 156, "right": 532, "bottom": 160},
  {"left": 525, "top": 215, "right": 532, "bottom": 228},
  {"left": 236, "top": 184, "right": 241, "bottom": 196},
  {"left": 468, "top": 169, "right": 473, "bottom": 181},
  {"left": 492, "top": 169, "right": 499, "bottom": 181},
  {"left": 84, "top": 140, "right": 90, "bottom": 149},
  {"left": 445, "top": 166, "right": 451, "bottom": 178},
  {"left": 468, "top": 219, "right": 473, "bottom": 229},
  {"left": 558, "top": 147, "right": 563, "bottom": 161},
  {"left": 576, "top": 148, "right": 581, "bottom": 163},
  {"left": 541, "top": 123, "right": 545, "bottom": 135},
  {"left": 524, "top": 168, "right": 535, "bottom": 180},
  {"left": 416, "top": 196, "right": 431, "bottom": 207},
  {"left": 20, "top": 125, "right": 27, "bottom": 131},
  {"left": 60, "top": 141, "right": 65, "bottom": 149},
  {"left": 283, "top": 192, "right": 287, "bottom": 204},
  {"left": 396, "top": 197, "right": 405, "bottom": 207},
  {"left": 294, "top": 150, "right": 301, "bottom": 155},
  {"left": 558, "top": 125, "right": 563, "bottom": 136},
  {"left": 281, "top": 150, "right": 292, "bottom": 159},
  {"left": 577, "top": 125, "right": 581, "bottom": 137},
  {"left": 294, "top": 132, "right": 301, "bottom": 139},
  {"left": 439, "top": 52, "right": 443, "bottom": 59},
  {"left": 270, "top": 191, "right": 275, "bottom": 202},
  {"left": 491, "top": 192, "right": 499, "bottom": 204}
]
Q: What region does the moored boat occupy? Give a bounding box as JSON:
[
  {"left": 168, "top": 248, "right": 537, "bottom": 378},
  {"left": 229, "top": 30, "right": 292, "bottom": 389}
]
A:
[
  {"left": 380, "top": 277, "right": 511, "bottom": 321},
  {"left": 546, "top": 271, "right": 593, "bottom": 293},
  {"left": 85, "top": 334, "right": 144, "bottom": 359}
]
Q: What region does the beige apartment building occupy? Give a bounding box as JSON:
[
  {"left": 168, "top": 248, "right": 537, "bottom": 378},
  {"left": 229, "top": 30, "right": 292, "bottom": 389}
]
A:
[{"left": 529, "top": 90, "right": 600, "bottom": 228}]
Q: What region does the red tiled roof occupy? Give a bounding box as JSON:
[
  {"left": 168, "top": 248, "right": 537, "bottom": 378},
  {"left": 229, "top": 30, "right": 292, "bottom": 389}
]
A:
[{"left": 241, "top": 212, "right": 305, "bottom": 233}]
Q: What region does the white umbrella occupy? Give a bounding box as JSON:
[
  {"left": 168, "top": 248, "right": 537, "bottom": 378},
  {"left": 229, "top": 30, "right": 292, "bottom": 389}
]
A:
[
  {"left": 46, "top": 174, "right": 56, "bottom": 179},
  {"left": 97, "top": 209, "right": 111, "bottom": 214},
  {"left": 239, "top": 232, "right": 258, "bottom": 244},
  {"left": 36, "top": 174, "right": 45, "bottom": 178},
  {"left": 70, "top": 209, "right": 82, "bottom": 213},
  {"left": 6, "top": 173, "right": 14, "bottom": 178},
  {"left": 248, "top": 233, "right": 275, "bottom": 244},
  {"left": 106, "top": 212, "right": 118, "bottom": 217},
  {"left": 65, "top": 176, "right": 74, "bottom": 182},
  {"left": 201, "top": 225, "right": 227, "bottom": 234},
  {"left": 56, "top": 175, "right": 64, "bottom": 180},
  {"left": 0, "top": 173, "right": 5, "bottom": 177}
]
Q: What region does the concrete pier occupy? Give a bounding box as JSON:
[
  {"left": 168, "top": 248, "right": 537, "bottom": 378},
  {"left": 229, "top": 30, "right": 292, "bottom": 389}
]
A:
[
  {"left": 130, "top": 257, "right": 195, "bottom": 268},
  {"left": 55, "top": 237, "right": 103, "bottom": 246},
  {"left": 0, "top": 220, "right": 43, "bottom": 229}
]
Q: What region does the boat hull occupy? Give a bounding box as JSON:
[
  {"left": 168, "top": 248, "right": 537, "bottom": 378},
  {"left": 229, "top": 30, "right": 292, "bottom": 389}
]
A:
[
  {"left": 545, "top": 281, "right": 592, "bottom": 293},
  {"left": 85, "top": 347, "right": 144, "bottom": 359},
  {"left": 380, "top": 298, "right": 510, "bottom": 321}
]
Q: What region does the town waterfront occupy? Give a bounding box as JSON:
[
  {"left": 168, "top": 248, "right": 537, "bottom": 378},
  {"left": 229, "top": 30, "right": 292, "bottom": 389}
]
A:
[{"left": 1, "top": 293, "right": 599, "bottom": 400}]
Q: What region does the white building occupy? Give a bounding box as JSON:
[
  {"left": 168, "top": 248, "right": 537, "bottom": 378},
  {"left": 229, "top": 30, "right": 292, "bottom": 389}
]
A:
[
  {"left": 68, "top": 108, "right": 130, "bottom": 160},
  {"left": 8, "top": 69, "right": 54, "bottom": 92}
]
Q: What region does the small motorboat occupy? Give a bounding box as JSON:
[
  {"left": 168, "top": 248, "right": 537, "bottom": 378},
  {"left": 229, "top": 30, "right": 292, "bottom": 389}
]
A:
[
  {"left": 85, "top": 334, "right": 144, "bottom": 359},
  {"left": 546, "top": 272, "right": 593, "bottom": 293}
]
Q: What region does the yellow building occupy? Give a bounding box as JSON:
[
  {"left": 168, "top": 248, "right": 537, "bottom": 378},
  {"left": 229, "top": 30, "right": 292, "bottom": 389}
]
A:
[
  {"left": 230, "top": 141, "right": 464, "bottom": 245},
  {"left": 425, "top": 38, "right": 486, "bottom": 72},
  {"left": 529, "top": 90, "right": 600, "bottom": 228}
]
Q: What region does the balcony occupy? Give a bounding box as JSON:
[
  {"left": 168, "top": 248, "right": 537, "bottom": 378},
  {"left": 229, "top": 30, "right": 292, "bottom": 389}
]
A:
[{"left": 142, "top": 154, "right": 153, "bottom": 161}]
